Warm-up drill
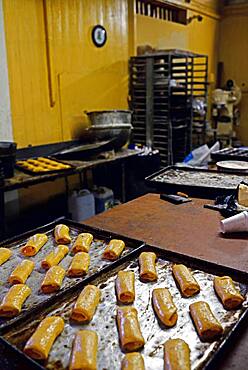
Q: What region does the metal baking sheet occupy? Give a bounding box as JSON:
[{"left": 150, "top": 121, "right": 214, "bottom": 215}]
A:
[
  {"left": 0, "top": 218, "right": 144, "bottom": 331},
  {"left": 146, "top": 166, "right": 248, "bottom": 198},
  {"left": 1, "top": 246, "right": 247, "bottom": 370},
  {"left": 211, "top": 147, "right": 248, "bottom": 162},
  {"left": 15, "top": 157, "right": 75, "bottom": 176}
]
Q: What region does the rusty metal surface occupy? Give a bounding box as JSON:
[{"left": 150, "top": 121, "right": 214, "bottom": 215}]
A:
[
  {"left": 2, "top": 149, "right": 139, "bottom": 191},
  {"left": 3, "top": 250, "right": 248, "bottom": 370},
  {"left": 84, "top": 194, "right": 248, "bottom": 370},
  {"left": 0, "top": 222, "right": 136, "bottom": 329}
]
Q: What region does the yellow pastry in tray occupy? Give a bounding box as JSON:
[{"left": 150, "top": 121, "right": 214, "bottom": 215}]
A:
[
  {"left": 0, "top": 284, "right": 31, "bottom": 317},
  {"left": 116, "top": 271, "right": 135, "bottom": 304},
  {"left": 164, "top": 338, "right": 191, "bottom": 370},
  {"left": 41, "top": 245, "right": 69, "bottom": 270},
  {"left": 67, "top": 252, "right": 90, "bottom": 277},
  {"left": 214, "top": 276, "right": 245, "bottom": 310},
  {"left": 72, "top": 233, "right": 93, "bottom": 254},
  {"left": 172, "top": 264, "right": 200, "bottom": 297},
  {"left": 0, "top": 248, "right": 12, "bottom": 265},
  {"left": 117, "top": 307, "right": 145, "bottom": 352},
  {"left": 121, "top": 353, "right": 145, "bottom": 370},
  {"left": 190, "top": 301, "right": 223, "bottom": 341},
  {"left": 152, "top": 288, "right": 178, "bottom": 327},
  {"left": 139, "top": 251, "right": 157, "bottom": 281},
  {"left": 71, "top": 285, "right": 100, "bottom": 322},
  {"left": 24, "top": 316, "right": 64, "bottom": 360},
  {"left": 9, "top": 260, "right": 34, "bottom": 284},
  {"left": 54, "top": 224, "right": 71, "bottom": 244},
  {"left": 70, "top": 330, "right": 98, "bottom": 370},
  {"left": 21, "top": 233, "right": 48, "bottom": 256},
  {"left": 102, "top": 239, "right": 125, "bottom": 260},
  {"left": 41, "top": 266, "right": 65, "bottom": 293}
]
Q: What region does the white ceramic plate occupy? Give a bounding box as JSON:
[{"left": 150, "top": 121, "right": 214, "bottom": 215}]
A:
[{"left": 216, "top": 160, "right": 248, "bottom": 172}]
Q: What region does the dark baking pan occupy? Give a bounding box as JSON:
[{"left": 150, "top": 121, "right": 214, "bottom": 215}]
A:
[
  {"left": 15, "top": 157, "right": 75, "bottom": 176},
  {"left": 145, "top": 165, "right": 248, "bottom": 199},
  {"left": 0, "top": 244, "right": 247, "bottom": 370},
  {"left": 0, "top": 217, "right": 144, "bottom": 332},
  {"left": 211, "top": 147, "right": 248, "bottom": 162}
]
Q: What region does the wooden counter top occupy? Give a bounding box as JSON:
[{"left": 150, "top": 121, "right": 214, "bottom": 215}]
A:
[{"left": 85, "top": 193, "right": 248, "bottom": 370}]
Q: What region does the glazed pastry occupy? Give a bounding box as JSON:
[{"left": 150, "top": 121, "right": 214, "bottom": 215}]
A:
[
  {"left": 172, "top": 264, "right": 200, "bottom": 297},
  {"left": 214, "top": 276, "right": 245, "bottom": 310},
  {"left": 121, "top": 352, "right": 145, "bottom": 370},
  {"left": 69, "top": 330, "right": 98, "bottom": 370},
  {"left": 164, "top": 338, "right": 191, "bottom": 370},
  {"left": 0, "top": 248, "right": 12, "bottom": 265},
  {"left": 190, "top": 301, "right": 223, "bottom": 341},
  {"left": 24, "top": 316, "right": 64, "bottom": 360},
  {"left": 54, "top": 224, "right": 71, "bottom": 244},
  {"left": 21, "top": 234, "right": 48, "bottom": 256},
  {"left": 41, "top": 266, "right": 65, "bottom": 293},
  {"left": 72, "top": 233, "right": 93, "bottom": 254},
  {"left": 67, "top": 252, "right": 90, "bottom": 277},
  {"left": 116, "top": 270, "right": 135, "bottom": 304},
  {"left": 71, "top": 285, "right": 101, "bottom": 322},
  {"left": 0, "top": 284, "right": 31, "bottom": 317},
  {"left": 41, "top": 245, "right": 69, "bottom": 270},
  {"left": 139, "top": 251, "right": 157, "bottom": 281},
  {"left": 9, "top": 260, "right": 34, "bottom": 284},
  {"left": 117, "top": 307, "right": 145, "bottom": 352},
  {"left": 103, "top": 239, "right": 125, "bottom": 260},
  {"left": 152, "top": 288, "right": 178, "bottom": 327}
]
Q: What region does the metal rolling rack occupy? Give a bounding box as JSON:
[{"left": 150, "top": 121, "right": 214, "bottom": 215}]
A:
[{"left": 129, "top": 50, "right": 208, "bottom": 165}]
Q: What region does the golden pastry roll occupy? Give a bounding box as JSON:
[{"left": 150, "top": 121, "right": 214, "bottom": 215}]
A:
[
  {"left": 41, "top": 245, "right": 69, "bottom": 270},
  {"left": 41, "top": 266, "right": 65, "bottom": 293},
  {"left": 71, "top": 285, "right": 101, "bottom": 322},
  {"left": 24, "top": 316, "right": 64, "bottom": 360},
  {"left": 139, "top": 251, "right": 157, "bottom": 281},
  {"left": 21, "top": 233, "right": 48, "bottom": 256},
  {"left": 190, "top": 301, "right": 223, "bottom": 341},
  {"left": 0, "top": 284, "right": 31, "bottom": 317},
  {"left": 103, "top": 239, "right": 125, "bottom": 260},
  {"left": 0, "top": 248, "right": 12, "bottom": 265},
  {"left": 164, "top": 338, "right": 191, "bottom": 370},
  {"left": 121, "top": 352, "right": 145, "bottom": 370},
  {"left": 70, "top": 330, "right": 98, "bottom": 370},
  {"left": 67, "top": 252, "right": 90, "bottom": 277},
  {"left": 214, "top": 276, "right": 245, "bottom": 310},
  {"left": 152, "top": 288, "right": 178, "bottom": 327},
  {"left": 9, "top": 260, "right": 34, "bottom": 284},
  {"left": 117, "top": 306, "right": 145, "bottom": 352},
  {"left": 72, "top": 233, "right": 93, "bottom": 254},
  {"left": 54, "top": 224, "right": 71, "bottom": 244},
  {"left": 116, "top": 271, "right": 135, "bottom": 304},
  {"left": 172, "top": 264, "right": 200, "bottom": 297}
]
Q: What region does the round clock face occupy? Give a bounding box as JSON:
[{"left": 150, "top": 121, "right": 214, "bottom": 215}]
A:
[{"left": 92, "top": 25, "right": 107, "bottom": 47}]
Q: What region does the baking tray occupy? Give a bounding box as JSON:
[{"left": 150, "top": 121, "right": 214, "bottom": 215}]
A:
[
  {"left": 0, "top": 245, "right": 247, "bottom": 370},
  {"left": 15, "top": 157, "right": 75, "bottom": 176},
  {"left": 145, "top": 166, "right": 248, "bottom": 198},
  {"left": 0, "top": 217, "right": 144, "bottom": 331},
  {"left": 211, "top": 147, "right": 248, "bottom": 162}
]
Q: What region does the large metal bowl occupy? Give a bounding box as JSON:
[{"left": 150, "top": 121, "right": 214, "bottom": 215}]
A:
[{"left": 86, "top": 110, "right": 132, "bottom": 126}]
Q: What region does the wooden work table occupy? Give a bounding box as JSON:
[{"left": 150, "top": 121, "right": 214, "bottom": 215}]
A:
[{"left": 85, "top": 193, "right": 248, "bottom": 370}]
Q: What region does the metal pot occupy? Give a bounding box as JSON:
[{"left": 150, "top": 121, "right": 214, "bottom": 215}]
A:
[{"left": 86, "top": 110, "right": 132, "bottom": 126}]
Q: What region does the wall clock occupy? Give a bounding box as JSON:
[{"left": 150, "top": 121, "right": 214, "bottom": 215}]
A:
[{"left": 92, "top": 25, "right": 107, "bottom": 47}]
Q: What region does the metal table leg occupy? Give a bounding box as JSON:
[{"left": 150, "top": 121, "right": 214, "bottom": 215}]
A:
[
  {"left": 121, "top": 162, "right": 126, "bottom": 203},
  {"left": 0, "top": 190, "right": 5, "bottom": 240}
]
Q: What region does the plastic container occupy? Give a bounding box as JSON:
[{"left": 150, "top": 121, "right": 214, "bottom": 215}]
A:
[
  {"left": 68, "top": 189, "right": 95, "bottom": 222},
  {"left": 0, "top": 142, "right": 17, "bottom": 178},
  {"left": 93, "top": 186, "right": 114, "bottom": 214}
]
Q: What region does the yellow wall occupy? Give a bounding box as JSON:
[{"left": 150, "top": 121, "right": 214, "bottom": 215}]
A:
[
  {"left": 219, "top": 3, "right": 248, "bottom": 144},
  {"left": 135, "top": 9, "right": 220, "bottom": 86},
  {"left": 3, "top": 0, "right": 131, "bottom": 147}
]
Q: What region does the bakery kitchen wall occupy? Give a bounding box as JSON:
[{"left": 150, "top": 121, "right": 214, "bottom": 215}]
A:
[{"left": 3, "top": 0, "right": 220, "bottom": 148}]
